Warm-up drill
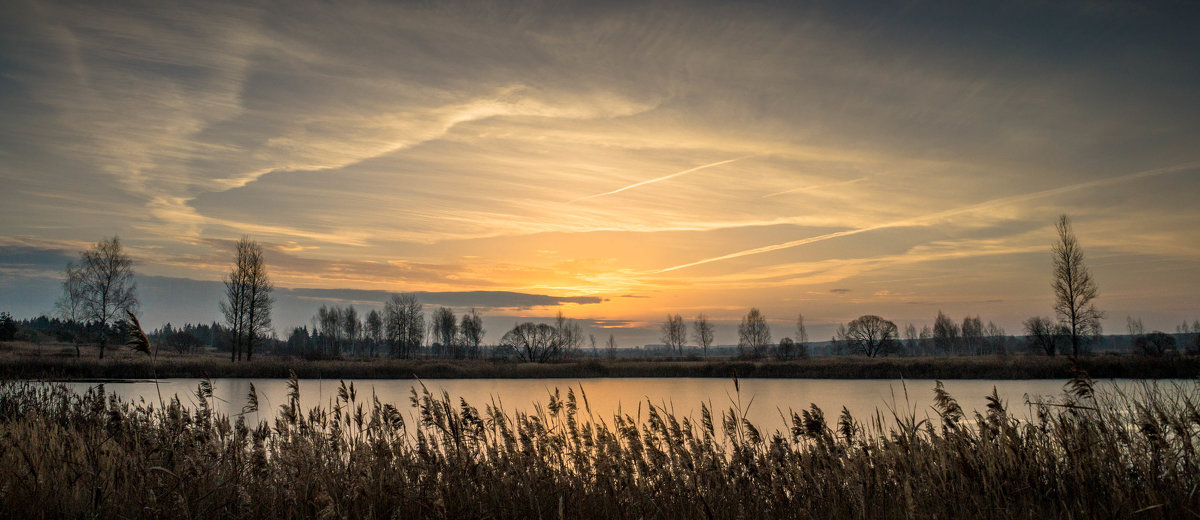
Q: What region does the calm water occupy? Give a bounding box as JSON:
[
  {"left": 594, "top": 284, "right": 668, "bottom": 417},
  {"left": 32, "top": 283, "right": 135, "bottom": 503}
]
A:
[{"left": 63, "top": 378, "right": 1192, "bottom": 432}]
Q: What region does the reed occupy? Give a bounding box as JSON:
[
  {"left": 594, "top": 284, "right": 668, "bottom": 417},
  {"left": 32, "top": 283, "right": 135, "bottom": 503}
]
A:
[{"left": 1, "top": 369, "right": 1197, "bottom": 518}]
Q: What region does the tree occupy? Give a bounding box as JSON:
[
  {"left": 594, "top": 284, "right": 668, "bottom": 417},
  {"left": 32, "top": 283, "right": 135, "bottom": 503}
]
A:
[
  {"left": 554, "top": 311, "right": 584, "bottom": 357},
  {"left": 660, "top": 314, "right": 686, "bottom": 355},
  {"left": 776, "top": 337, "right": 796, "bottom": 360},
  {"left": 1135, "top": 331, "right": 1176, "bottom": 357},
  {"left": 933, "top": 310, "right": 959, "bottom": 355},
  {"left": 220, "top": 237, "right": 272, "bottom": 362},
  {"left": 983, "top": 321, "right": 1007, "bottom": 354},
  {"left": 431, "top": 307, "right": 458, "bottom": 358},
  {"left": 692, "top": 314, "right": 714, "bottom": 357},
  {"left": 365, "top": 309, "right": 383, "bottom": 357},
  {"left": 459, "top": 308, "right": 485, "bottom": 359},
  {"left": 903, "top": 324, "right": 919, "bottom": 356},
  {"left": 501, "top": 322, "right": 563, "bottom": 362},
  {"left": 384, "top": 293, "right": 424, "bottom": 359},
  {"left": 737, "top": 308, "right": 771, "bottom": 359},
  {"left": 55, "top": 268, "right": 89, "bottom": 357},
  {"left": 314, "top": 305, "right": 344, "bottom": 357},
  {"left": 0, "top": 312, "right": 16, "bottom": 341},
  {"left": 795, "top": 313, "right": 810, "bottom": 358},
  {"left": 1024, "top": 316, "right": 1065, "bottom": 357},
  {"left": 1052, "top": 215, "right": 1103, "bottom": 357},
  {"left": 841, "top": 315, "right": 898, "bottom": 358},
  {"left": 65, "top": 236, "right": 138, "bottom": 359},
  {"left": 343, "top": 305, "right": 361, "bottom": 356},
  {"left": 961, "top": 316, "right": 983, "bottom": 355},
  {"left": 606, "top": 334, "right": 618, "bottom": 359}
]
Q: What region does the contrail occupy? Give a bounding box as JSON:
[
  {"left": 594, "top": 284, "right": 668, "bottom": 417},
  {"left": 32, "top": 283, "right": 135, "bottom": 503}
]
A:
[
  {"left": 572, "top": 155, "right": 756, "bottom": 203},
  {"left": 762, "top": 177, "right": 868, "bottom": 198},
  {"left": 655, "top": 161, "right": 1200, "bottom": 274}
]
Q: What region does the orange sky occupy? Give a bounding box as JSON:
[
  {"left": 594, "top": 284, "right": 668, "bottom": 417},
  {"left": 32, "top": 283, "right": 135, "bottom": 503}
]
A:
[{"left": 1, "top": 1, "right": 1198, "bottom": 345}]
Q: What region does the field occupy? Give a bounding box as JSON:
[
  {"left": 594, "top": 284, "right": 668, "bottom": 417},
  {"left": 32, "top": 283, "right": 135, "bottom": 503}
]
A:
[
  {"left": 1, "top": 341, "right": 1198, "bottom": 381},
  {"left": 0, "top": 368, "right": 1197, "bottom": 518}
]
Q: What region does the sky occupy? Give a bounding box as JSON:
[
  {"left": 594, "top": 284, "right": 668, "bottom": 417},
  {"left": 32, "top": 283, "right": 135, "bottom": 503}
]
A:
[{"left": 1, "top": 0, "right": 1198, "bottom": 346}]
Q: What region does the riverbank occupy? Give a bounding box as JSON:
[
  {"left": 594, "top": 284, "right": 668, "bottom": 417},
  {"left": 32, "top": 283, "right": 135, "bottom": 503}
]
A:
[{"left": 3, "top": 341, "right": 1197, "bottom": 380}]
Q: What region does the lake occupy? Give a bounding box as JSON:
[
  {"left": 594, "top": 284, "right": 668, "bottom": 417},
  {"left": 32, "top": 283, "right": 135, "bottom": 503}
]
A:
[{"left": 63, "top": 377, "right": 1192, "bottom": 432}]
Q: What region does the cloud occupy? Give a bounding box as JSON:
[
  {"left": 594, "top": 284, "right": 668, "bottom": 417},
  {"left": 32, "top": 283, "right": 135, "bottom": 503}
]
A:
[{"left": 829, "top": 288, "right": 852, "bottom": 294}]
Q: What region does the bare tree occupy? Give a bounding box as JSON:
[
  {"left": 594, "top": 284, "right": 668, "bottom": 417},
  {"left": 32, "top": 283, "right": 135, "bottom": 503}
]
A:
[
  {"left": 1024, "top": 316, "right": 1065, "bottom": 357},
  {"left": 430, "top": 307, "right": 458, "bottom": 358},
  {"left": 841, "top": 315, "right": 898, "bottom": 358},
  {"left": 961, "top": 316, "right": 983, "bottom": 355},
  {"left": 344, "top": 305, "right": 362, "bottom": 356},
  {"left": 1052, "top": 215, "right": 1103, "bottom": 357},
  {"left": 983, "top": 321, "right": 1007, "bottom": 354},
  {"left": 501, "top": 322, "right": 563, "bottom": 362},
  {"left": 775, "top": 337, "right": 796, "bottom": 360},
  {"left": 554, "top": 311, "right": 584, "bottom": 357},
  {"left": 66, "top": 236, "right": 138, "bottom": 359},
  {"left": 933, "top": 310, "right": 959, "bottom": 355},
  {"left": 384, "top": 293, "right": 424, "bottom": 359},
  {"left": 918, "top": 325, "right": 933, "bottom": 355},
  {"left": 903, "top": 323, "right": 919, "bottom": 356},
  {"left": 795, "top": 313, "right": 810, "bottom": 358},
  {"left": 606, "top": 334, "right": 618, "bottom": 359},
  {"left": 661, "top": 314, "right": 687, "bottom": 355},
  {"left": 220, "top": 237, "right": 272, "bottom": 362},
  {"left": 1135, "top": 331, "right": 1176, "bottom": 357},
  {"left": 56, "top": 267, "right": 88, "bottom": 358},
  {"left": 365, "top": 309, "right": 383, "bottom": 357},
  {"left": 737, "top": 308, "right": 771, "bottom": 359},
  {"left": 459, "top": 308, "right": 485, "bottom": 359},
  {"left": 692, "top": 314, "right": 714, "bottom": 358}
]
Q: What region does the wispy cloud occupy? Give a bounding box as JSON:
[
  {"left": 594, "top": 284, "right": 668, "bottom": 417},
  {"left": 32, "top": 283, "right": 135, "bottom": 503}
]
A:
[{"left": 656, "top": 161, "right": 1200, "bottom": 274}]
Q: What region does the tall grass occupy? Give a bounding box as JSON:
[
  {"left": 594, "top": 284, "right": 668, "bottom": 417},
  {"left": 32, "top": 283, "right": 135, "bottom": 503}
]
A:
[{"left": 1, "top": 370, "right": 1198, "bottom": 518}]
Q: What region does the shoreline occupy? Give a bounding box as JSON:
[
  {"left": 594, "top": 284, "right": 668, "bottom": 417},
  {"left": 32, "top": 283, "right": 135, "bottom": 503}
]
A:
[{"left": 3, "top": 349, "right": 1198, "bottom": 381}]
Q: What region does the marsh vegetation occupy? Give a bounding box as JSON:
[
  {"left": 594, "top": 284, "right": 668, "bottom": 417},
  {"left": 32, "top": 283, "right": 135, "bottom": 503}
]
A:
[{"left": 1, "top": 370, "right": 1198, "bottom": 518}]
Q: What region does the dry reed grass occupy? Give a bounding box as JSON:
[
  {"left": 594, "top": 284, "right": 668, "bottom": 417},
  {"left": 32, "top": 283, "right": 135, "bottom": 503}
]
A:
[{"left": 1, "top": 368, "right": 1198, "bottom": 518}]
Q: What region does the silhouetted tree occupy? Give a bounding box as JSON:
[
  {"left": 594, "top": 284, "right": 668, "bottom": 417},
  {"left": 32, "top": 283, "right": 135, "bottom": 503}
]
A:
[
  {"left": 65, "top": 236, "right": 138, "bottom": 359},
  {"left": 220, "top": 237, "right": 272, "bottom": 362},
  {"left": 661, "top": 314, "right": 686, "bottom": 355},
  {"left": 365, "top": 309, "right": 383, "bottom": 357},
  {"left": 841, "top": 315, "right": 898, "bottom": 357},
  {"left": 1052, "top": 215, "right": 1103, "bottom": 357},
  {"left": 554, "top": 311, "right": 584, "bottom": 357},
  {"left": 918, "top": 325, "right": 933, "bottom": 355},
  {"left": 0, "top": 312, "right": 15, "bottom": 341},
  {"left": 384, "top": 294, "right": 424, "bottom": 359},
  {"left": 933, "top": 310, "right": 959, "bottom": 355},
  {"left": 606, "top": 334, "right": 618, "bottom": 359},
  {"left": 737, "top": 308, "right": 771, "bottom": 359},
  {"left": 776, "top": 337, "right": 796, "bottom": 360},
  {"left": 961, "top": 316, "right": 983, "bottom": 355},
  {"left": 55, "top": 271, "right": 88, "bottom": 357},
  {"left": 501, "top": 322, "right": 563, "bottom": 362},
  {"left": 795, "top": 313, "right": 810, "bottom": 358},
  {"left": 459, "top": 308, "right": 485, "bottom": 359},
  {"left": 1024, "top": 316, "right": 1065, "bottom": 357},
  {"left": 430, "top": 307, "right": 458, "bottom": 358},
  {"left": 692, "top": 314, "right": 714, "bottom": 357},
  {"left": 903, "top": 324, "right": 919, "bottom": 356},
  {"left": 983, "top": 321, "right": 1007, "bottom": 354},
  {"left": 1135, "top": 331, "right": 1176, "bottom": 357}
]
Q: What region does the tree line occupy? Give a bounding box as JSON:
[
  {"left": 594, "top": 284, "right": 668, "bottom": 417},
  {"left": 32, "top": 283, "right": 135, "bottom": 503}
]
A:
[{"left": 9, "top": 215, "right": 1198, "bottom": 361}]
